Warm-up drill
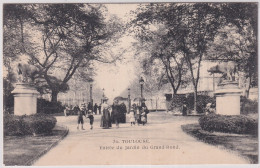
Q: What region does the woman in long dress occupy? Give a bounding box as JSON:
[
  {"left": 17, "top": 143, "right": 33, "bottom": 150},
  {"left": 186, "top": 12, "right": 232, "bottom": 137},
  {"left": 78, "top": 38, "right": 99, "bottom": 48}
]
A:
[{"left": 100, "top": 97, "right": 112, "bottom": 129}]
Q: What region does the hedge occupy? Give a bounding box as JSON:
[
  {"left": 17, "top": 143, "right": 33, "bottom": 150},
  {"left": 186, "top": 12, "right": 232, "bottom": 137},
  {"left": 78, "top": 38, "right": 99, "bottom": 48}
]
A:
[
  {"left": 37, "top": 98, "right": 65, "bottom": 114},
  {"left": 199, "top": 114, "right": 258, "bottom": 135},
  {"left": 167, "top": 94, "right": 215, "bottom": 113},
  {"left": 241, "top": 96, "right": 258, "bottom": 114},
  {"left": 4, "top": 113, "right": 57, "bottom": 136}
]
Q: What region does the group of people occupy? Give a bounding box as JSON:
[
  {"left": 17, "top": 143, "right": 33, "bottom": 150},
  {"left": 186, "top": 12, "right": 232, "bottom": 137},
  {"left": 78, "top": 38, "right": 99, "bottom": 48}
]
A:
[
  {"left": 65, "top": 97, "right": 150, "bottom": 130},
  {"left": 73, "top": 98, "right": 149, "bottom": 129},
  {"left": 64, "top": 102, "right": 102, "bottom": 117},
  {"left": 99, "top": 97, "right": 128, "bottom": 129},
  {"left": 130, "top": 102, "right": 149, "bottom": 126},
  {"left": 76, "top": 103, "right": 94, "bottom": 130}
]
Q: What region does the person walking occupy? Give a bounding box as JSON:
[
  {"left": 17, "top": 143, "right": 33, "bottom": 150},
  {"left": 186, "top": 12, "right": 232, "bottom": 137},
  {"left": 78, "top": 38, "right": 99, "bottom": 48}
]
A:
[
  {"left": 141, "top": 101, "right": 149, "bottom": 124},
  {"left": 77, "top": 104, "right": 87, "bottom": 130},
  {"left": 87, "top": 110, "right": 94, "bottom": 130},
  {"left": 87, "top": 102, "right": 93, "bottom": 112},
  {"left": 141, "top": 110, "right": 147, "bottom": 126},
  {"left": 129, "top": 110, "right": 135, "bottom": 126},
  {"left": 100, "top": 97, "right": 112, "bottom": 129},
  {"left": 136, "top": 106, "right": 142, "bottom": 125},
  {"left": 94, "top": 103, "right": 98, "bottom": 115},
  {"left": 64, "top": 105, "right": 69, "bottom": 117},
  {"left": 119, "top": 102, "right": 127, "bottom": 123},
  {"left": 98, "top": 104, "right": 101, "bottom": 115},
  {"left": 73, "top": 105, "right": 80, "bottom": 115},
  {"left": 112, "top": 100, "right": 120, "bottom": 128}
]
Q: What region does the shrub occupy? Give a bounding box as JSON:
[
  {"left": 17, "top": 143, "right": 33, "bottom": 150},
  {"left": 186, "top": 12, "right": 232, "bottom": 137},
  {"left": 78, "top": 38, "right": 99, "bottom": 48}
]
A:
[
  {"left": 4, "top": 115, "right": 26, "bottom": 136},
  {"left": 241, "top": 96, "right": 258, "bottom": 115},
  {"left": 186, "top": 94, "right": 215, "bottom": 113},
  {"left": 167, "top": 94, "right": 215, "bottom": 113},
  {"left": 37, "top": 98, "right": 65, "bottom": 114},
  {"left": 199, "top": 114, "right": 258, "bottom": 135},
  {"left": 23, "top": 114, "right": 57, "bottom": 135},
  {"left": 4, "top": 114, "right": 57, "bottom": 136}
]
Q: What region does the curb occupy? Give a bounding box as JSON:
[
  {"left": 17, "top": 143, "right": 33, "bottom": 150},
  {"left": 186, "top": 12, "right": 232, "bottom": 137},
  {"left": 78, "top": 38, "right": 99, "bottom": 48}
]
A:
[{"left": 25, "top": 125, "right": 69, "bottom": 166}]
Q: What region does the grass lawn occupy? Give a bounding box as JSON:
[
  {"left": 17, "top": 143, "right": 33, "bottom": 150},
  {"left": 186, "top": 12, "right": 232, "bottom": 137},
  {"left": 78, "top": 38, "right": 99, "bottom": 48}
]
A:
[
  {"left": 181, "top": 123, "right": 258, "bottom": 164},
  {"left": 4, "top": 125, "right": 68, "bottom": 166}
]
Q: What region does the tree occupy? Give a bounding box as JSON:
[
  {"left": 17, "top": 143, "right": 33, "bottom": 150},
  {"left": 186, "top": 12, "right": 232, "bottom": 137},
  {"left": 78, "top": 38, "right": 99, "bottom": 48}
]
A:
[
  {"left": 131, "top": 5, "right": 189, "bottom": 95},
  {"left": 132, "top": 3, "right": 222, "bottom": 112},
  {"left": 4, "top": 4, "right": 123, "bottom": 102},
  {"left": 207, "top": 3, "right": 258, "bottom": 98}
]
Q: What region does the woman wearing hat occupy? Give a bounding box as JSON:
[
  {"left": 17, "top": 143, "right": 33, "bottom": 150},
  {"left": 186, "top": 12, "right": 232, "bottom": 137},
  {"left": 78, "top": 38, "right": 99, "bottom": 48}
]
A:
[{"left": 100, "top": 97, "right": 112, "bottom": 129}]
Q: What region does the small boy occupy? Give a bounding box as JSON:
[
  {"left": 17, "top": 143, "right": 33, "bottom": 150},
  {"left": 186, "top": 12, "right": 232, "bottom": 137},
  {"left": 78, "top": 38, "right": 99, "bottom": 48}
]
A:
[
  {"left": 87, "top": 110, "right": 94, "bottom": 130},
  {"left": 77, "top": 104, "right": 86, "bottom": 130}
]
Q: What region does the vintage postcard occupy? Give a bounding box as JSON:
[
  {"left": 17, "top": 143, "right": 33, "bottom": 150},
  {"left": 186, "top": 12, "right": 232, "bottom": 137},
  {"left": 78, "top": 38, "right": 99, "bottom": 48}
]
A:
[{"left": 1, "top": 1, "right": 259, "bottom": 167}]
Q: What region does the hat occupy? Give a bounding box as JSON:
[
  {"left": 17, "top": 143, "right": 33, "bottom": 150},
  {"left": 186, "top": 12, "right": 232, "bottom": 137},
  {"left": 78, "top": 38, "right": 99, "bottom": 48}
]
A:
[{"left": 103, "top": 97, "right": 109, "bottom": 101}]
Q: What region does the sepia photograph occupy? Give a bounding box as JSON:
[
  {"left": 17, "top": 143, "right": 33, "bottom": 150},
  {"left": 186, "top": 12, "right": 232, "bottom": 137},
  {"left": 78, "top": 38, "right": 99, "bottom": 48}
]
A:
[{"left": 1, "top": 1, "right": 259, "bottom": 166}]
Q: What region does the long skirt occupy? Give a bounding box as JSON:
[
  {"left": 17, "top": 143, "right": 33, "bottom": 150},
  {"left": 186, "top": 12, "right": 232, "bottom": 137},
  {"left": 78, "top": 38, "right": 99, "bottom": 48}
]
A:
[
  {"left": 135, "top": 114, "right": 142, "bottom": 124},
  {"left": 100, "top": 109, "right": 112, "bottom": 128}
]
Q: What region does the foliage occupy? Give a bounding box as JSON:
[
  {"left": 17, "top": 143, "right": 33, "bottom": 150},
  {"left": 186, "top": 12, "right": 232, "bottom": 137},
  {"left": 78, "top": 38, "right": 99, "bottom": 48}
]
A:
[
  {"left": 186, "top": 94, "right": 215, "bottom": 113},
  {"left": 4, "top": 114, "right": 57, "bottom": 136},
  {"left": 241, "top": 96, "right": 258, "bottom": 115},
  {"left": 3, "top": 4, "right": 123, "bottom": 102},
  {"left": 167, "top": 94, "right": 215, "bottom": 113},
  {"left": 199, "top": 114, "right": 258, "bottom": 135},
  {"left": 3, "top": 78, "right": 14, "bottom": 112},
  {"left": 132, "top": 3, "right": 257, "bottom": 110},
  {"left": 37, "top": 98, "right": 65, "bottom": 114}
]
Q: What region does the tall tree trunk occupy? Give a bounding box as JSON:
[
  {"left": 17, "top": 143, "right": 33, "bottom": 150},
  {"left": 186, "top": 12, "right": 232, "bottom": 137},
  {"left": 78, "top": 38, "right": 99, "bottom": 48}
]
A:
[
  {"left": 194, "top": 87, "right": 198, "bottom": 114},
  {"left": 51, "top": 90, "right": 59, "bottom": 103}
]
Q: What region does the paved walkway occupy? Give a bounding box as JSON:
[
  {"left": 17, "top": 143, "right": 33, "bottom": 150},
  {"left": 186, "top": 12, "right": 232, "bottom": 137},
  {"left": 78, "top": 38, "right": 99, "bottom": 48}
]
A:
[{"left": 34, "top": 112, "right": 249, "bottom": 165}]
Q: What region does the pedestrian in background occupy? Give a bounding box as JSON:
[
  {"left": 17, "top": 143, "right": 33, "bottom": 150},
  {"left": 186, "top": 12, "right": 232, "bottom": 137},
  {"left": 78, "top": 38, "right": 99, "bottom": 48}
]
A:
[
  {"left": 112, "top": 100, "right": 120, "bottom": 128},
  {"left": 98, "top": 104, "right": 101, "bottom": 115},
  {"left": 73, "top": 105, "right": 80, "bottom": 115},
  {"left": 129, "top": 110, "right": 135, "bottom": 126},
  {"left": 141, "top": 110, "right": 147, "bottom": 126},
  {"left": 87, "top": 110, "right": 94, "bottom": 130},
  {"left": 100, "top": 97, "right": 112, "bottom": 129},
  {"left": 64, "top": 105, "right": 69, "bottom": 117},
  {"left": 88, "top": 102, "right": 93, "bottom": 112},
  {"left": 182, "top": 101, "right": 187, "bottom": 116},
  {"left": 94, "top": 103, "right": 98, "bottom": 115}
]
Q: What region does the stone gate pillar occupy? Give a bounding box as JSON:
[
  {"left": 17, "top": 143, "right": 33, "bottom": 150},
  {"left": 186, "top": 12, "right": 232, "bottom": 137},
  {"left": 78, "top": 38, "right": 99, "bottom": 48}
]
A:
[
  {"left": 12, "top": 83, "right": 40, "bottom": 116},
  {"left": 214, "top": 81, "right": 242, "bottom": 115}
]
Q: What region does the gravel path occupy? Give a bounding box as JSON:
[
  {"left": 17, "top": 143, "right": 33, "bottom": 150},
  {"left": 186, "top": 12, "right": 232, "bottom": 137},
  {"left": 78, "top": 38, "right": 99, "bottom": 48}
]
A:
[{"left": 34, "top": 112, "right": 249, "bottom": 165}]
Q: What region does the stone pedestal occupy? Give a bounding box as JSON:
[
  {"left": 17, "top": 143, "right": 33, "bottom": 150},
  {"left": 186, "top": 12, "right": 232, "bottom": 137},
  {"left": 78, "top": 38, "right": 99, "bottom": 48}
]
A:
[
  {"left": 11, "top": 83, "right": 39, "bottom": 116},
  {"left": 214, "top": 81, "right": 242, "bottom": 115}
]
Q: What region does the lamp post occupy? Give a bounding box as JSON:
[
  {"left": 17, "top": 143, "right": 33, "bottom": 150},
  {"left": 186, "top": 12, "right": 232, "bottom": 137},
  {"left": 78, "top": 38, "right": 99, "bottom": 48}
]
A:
[
  {"left": 89, "top": 79, "right": 94, "bottom": 106},
  {"left": 128, "top": 88, "right": 131, "bottom": 113},
  {"left": 102, "top": 88, "right": 105, "bottom": 103},
  {"left": 139, "top": 77, "right": 144, "bottom": 99}
]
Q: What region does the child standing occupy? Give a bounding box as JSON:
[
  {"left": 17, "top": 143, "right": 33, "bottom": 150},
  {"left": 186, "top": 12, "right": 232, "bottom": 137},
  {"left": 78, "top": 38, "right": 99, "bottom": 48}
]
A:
[
  {"left": 129, "top": 110, "right": 135, "bottom": 126},
  {"left": 77, "top": 104, "right": 87, "bottom": 130},
  {"left": 87, "top": 110, "right": 94, "bottom": 130}
]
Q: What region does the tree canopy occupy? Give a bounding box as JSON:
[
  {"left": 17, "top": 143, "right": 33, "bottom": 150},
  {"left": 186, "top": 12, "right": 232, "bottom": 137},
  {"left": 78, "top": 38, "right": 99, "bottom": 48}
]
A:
[{"left": 4, "top": 4, "right": 123, "bottom": 102}]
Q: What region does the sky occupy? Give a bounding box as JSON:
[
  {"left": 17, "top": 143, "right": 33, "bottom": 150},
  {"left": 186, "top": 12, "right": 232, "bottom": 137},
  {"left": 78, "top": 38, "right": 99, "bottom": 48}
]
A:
[{"left": 94, "top": 4, "right": 141, "bottom": 101}]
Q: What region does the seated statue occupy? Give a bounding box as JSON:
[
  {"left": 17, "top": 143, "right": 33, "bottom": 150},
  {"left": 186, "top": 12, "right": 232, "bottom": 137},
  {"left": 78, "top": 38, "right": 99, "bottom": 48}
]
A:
[{"left": 17, "top": 63, "right": 40, "bottom": 83}]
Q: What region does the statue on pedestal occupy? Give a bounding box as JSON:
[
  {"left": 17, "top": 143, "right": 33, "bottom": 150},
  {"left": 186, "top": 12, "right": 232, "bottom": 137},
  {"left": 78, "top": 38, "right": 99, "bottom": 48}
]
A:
[
  {"left": 17, "top": 63, "right": 40, "bottom": 83},
  {"left": 208, "top": 61, "right": 242, "bottom": 116},
  {"left": 208, "top": 61, "right": 238, "bottom": 82},
  {"left": 12, "top": 63, "right": 41, "bottom": 116}
]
